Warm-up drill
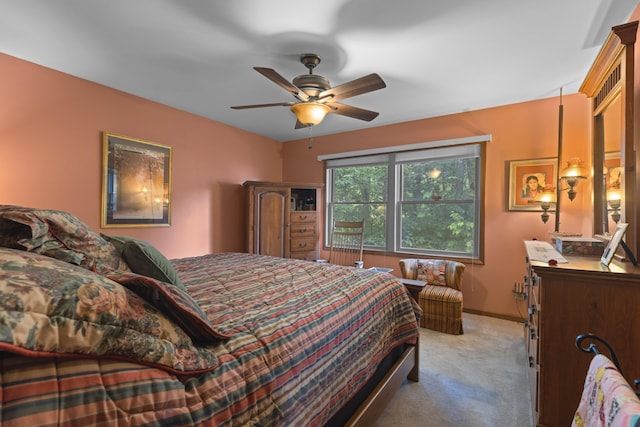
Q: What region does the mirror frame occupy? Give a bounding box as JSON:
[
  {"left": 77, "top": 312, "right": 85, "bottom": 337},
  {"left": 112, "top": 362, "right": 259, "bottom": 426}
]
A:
[{"left": 580, "top": 21, "right": 638, "bottom": 259}]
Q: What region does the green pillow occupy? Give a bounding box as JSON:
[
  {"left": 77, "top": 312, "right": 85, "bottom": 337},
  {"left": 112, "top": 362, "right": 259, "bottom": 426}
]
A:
[{"left": 101, "top": 234, "right": 186, "bottom": 291}]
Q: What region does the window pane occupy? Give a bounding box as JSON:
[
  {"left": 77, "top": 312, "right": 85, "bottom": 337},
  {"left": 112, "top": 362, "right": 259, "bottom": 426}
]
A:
[
  {"left": 333, "top": 203, "right": 386, "bottom": 247},
  {"left": 402, "top": 158, "right": 476, "bottom": 201},
  {"left": 333, "top": 165, "right": 387, "bottom": 203},
  {"left": 401, "top": 157, "right": 478, "bottom": 255},
  {"left": 401, "top": 202, "right": 476, "bottom": 253}
]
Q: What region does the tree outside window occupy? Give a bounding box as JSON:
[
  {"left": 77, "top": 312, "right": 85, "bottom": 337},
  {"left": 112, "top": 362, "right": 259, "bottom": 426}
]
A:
[{"left": 325, "top": 141, "right": 484, "bottom": 260}]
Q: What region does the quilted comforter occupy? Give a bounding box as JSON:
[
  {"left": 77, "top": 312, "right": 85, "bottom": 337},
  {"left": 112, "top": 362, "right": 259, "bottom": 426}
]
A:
[{"left": 0, "top": 251, "right": 420, "bottom": 426}]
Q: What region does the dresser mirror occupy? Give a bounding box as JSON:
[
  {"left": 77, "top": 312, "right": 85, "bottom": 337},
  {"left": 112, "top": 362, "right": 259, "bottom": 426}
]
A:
[
  {"left": 580, "top": 21, "right": 638, "bottom": 258},
  {"left": 597, "top": 91, "right": 622, "bottom": 235}
]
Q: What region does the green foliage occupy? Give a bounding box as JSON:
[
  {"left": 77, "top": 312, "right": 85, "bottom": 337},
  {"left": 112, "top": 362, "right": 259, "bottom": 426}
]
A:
[{"left": 329, "top": 155, "right": 479, "bottom": 256}]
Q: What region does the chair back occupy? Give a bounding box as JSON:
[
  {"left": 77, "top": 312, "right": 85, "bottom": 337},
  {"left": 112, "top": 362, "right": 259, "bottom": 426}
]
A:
[
  {"left": 328, "top": 220, "right": 364, "bottom": 267},
  {"left": 398, "top": 258, "right": 465, "bottom": 290}
]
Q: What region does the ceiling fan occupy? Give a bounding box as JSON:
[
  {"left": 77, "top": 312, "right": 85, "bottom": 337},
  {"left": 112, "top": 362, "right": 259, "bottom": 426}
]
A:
[{"left": 230, "top": 53, "right": 386, "bottom": 129}]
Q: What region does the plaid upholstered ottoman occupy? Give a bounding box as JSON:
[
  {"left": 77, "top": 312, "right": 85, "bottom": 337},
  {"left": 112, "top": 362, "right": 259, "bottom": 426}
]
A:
[{"left": 419, "top": 285, "right": 463, "bottom": 334}]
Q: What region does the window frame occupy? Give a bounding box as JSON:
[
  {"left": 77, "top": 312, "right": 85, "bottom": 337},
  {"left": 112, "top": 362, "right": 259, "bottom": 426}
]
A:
[{"left": 321, "top": 136, "right": 488, "bottom": 262}]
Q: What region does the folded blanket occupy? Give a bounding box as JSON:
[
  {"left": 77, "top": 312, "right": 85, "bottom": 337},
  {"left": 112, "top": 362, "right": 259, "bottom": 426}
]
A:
[{"left": 573, "top": 354, "right": 640, "bottom": 427}]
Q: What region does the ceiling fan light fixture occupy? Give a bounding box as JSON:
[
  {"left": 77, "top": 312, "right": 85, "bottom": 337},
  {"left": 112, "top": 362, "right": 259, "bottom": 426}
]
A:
[{"left": 291, "top": 102, "right": 331, "bottom": 126}]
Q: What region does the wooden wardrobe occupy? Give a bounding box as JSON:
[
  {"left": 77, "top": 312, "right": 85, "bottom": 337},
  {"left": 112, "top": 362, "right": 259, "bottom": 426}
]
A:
[{"left": 244, "top": 181, "right": 323, "bottom": 260}]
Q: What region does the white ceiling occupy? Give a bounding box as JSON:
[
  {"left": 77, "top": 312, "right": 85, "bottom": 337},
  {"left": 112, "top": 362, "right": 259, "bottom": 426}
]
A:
[{"left": 0, "top": 1, "right": 637, "bottom": 142}]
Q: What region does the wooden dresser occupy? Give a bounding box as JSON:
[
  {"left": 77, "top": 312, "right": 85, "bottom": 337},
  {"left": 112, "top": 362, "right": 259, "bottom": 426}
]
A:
[
  {"left": 523, "top": 240, "right": 640, "bottom": 427},
  {"left": 244, "top": 181, "right": 323, "bottom": 261}
]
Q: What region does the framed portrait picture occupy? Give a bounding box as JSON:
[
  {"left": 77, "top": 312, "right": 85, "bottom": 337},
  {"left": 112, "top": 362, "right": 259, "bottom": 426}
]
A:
[
  {"left": 604, "top": 152, "right": 622, "bottom": 188},
  {"left": 101, "top": 132, "right": 172, "bottom": 227},
  {"left": 601, "top": 222, "right": 628, "bottom": 266},
  {"left": 507, "top": 158, "right": 558, "bottom": 211}
]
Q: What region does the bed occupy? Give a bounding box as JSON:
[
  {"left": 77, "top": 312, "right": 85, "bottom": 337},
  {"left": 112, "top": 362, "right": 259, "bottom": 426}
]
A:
[{"left": 0, "top": 205, "right": 421, "bottom": 426}]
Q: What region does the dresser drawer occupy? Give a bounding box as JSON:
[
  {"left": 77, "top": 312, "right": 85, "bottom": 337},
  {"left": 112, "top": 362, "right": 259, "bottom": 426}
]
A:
[
  {"left": 291, "top": 211, "right": 317, "bottom": 224},
  {"left": 291, "top": 223, "right": 316, "bottom": 237},
  {"left": 291, "top": 237, "right": 316, "bottom": 252},
  {"left": 290, "top": 251, "right": 318, "bottom": 261}
]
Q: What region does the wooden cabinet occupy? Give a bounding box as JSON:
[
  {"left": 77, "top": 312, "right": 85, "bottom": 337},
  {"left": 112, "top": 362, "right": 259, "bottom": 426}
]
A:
[
  {"left": 523, "top": 241, "right": 640, "bottom": 427},
  {"left": 290, "top": 211, "right": 318, "bottom": 260},
  {"left": 244, "top": 181, "right": 322, "bottom": 260}
]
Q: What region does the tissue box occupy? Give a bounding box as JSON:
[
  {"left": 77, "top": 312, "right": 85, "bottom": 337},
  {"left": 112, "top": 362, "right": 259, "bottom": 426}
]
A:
[{"left": 555, "top": 237, "right": 605, "bottom": 256}]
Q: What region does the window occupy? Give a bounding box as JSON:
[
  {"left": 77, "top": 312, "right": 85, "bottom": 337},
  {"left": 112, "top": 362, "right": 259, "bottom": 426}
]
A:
[{"left": 323, "top": 137, "right": 486, "bottom": 260}]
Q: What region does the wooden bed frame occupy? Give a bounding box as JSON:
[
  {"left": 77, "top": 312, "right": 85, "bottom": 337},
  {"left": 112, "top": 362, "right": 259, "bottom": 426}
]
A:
[{"left": 348, "top": 337, "right": 420, "bottom": 426}]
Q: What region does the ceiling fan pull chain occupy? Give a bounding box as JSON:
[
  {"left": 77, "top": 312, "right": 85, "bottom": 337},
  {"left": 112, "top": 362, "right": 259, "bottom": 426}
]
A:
[{"left": 307, "top": 125, "right": 314, "bottom": 150}]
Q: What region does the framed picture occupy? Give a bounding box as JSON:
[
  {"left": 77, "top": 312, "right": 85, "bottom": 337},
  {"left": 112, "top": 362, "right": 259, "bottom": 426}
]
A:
[
  {"left": 601, "top": 222, "right": 628, "bottom": 266},
  {"left": 604, "top": 152, "right": 622, "bottom": 189},
  {"left": 507, "top": 158, "right": 558, "bottom": 211},
  {"left": 101, "top": 132, "right": 172, "bottom": 227}
]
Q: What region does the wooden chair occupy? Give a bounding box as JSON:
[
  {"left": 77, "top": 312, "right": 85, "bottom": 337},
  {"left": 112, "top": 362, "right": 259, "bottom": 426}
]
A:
[
  {"left": 328, "top": 220, "right": 364, "bottom": 267},
  {"left": 399, "top": 258, "right": 465, "bottom": 334}
]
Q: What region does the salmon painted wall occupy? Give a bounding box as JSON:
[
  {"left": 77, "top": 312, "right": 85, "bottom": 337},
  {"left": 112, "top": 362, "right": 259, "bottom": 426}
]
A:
[
  {"left": 0, "top": 53, "right": 283, "bottom": 259},
  {"left": 283, "top": 94, "right": 591, "bottom": 319},
  {"left": 5, "top": 1, "right": 640, "bottom": 320}
]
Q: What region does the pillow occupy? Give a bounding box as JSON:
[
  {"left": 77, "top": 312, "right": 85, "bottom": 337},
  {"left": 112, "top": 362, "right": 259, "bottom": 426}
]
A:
[
  {"left": 105, "top": 270, "right": 231, "bottom": 343},
  {"left": 0, "top": 205, "right": 128, "bottom": 273},
  {"left": 0, "top": 247, "right": 218, "bottom": 373},
  {"left": 101, "top": 234, "right": 186, "bottom": 291},
  {"left": 416, "top": 260, "right": 447, "bottom": 286}
]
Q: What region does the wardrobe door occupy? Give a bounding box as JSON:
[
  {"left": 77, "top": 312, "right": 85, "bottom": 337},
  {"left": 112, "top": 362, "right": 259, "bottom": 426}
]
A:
[{"left": 252, "top": 186, "right": 290, "bottom": 257}]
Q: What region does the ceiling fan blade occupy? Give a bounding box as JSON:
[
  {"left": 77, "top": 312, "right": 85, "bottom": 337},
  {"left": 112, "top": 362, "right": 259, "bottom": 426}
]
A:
[
  {"left": 326, "top": 102, "right": 379, "bottom": 121},
  {"left": 254, "top": 67, "right": 309, "bottom": 102},
  {"left": 230, "top": 102, "right": 294, "bottom": 109},
  {"left": 319, "top": 73, "right": 386, "bottom": 102}
]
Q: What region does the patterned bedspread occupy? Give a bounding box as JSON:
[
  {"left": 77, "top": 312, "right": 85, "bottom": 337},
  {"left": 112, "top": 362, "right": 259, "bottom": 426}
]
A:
[{"left": 0, "top": 252, "right": 420, "bottom": 426}]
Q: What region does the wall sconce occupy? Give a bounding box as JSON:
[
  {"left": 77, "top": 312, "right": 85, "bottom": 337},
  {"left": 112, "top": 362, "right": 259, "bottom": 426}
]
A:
[
  {"left": 607, "top": 183, "right": 622, "bottom": 223},
  {"left": 560, "top": 158, "right": 588, "bottom": 201},
  {"left": 535, "top": 185, "right": 557, "bottom": 224},
  {"left": 290, "top": 102, "right": 331, "bottom": 126}
]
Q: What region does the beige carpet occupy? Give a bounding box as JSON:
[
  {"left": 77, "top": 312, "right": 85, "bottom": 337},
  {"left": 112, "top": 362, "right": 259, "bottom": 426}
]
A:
[{"left": 374, "top": 313, "right": 533, "bottom": 427}]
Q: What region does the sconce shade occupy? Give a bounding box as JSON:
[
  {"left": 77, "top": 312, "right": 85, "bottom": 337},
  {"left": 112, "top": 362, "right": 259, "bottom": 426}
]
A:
[
  {"left": 428, "top": 168, "right": 442, "bottom": 179},
  {"left": 607, "top": 183, "right": 622, "bottom": 223},
  {"left": 536, "top": 186, "right": 557, "bottom": 205},
  {"left": 535, "top": 185, "right": 556, "bottom": 224},
  {"left": 560, "top": 158, "right": 588, "bottom": 181},
  {"left": 560, "top": 158, "right": 587, "bottom": 201},
  {"left": 607, "top": 184, "right": 622, "bottom": 202},
  {"left": 290, "top": 102, "right": 331, "bottom": 126}
]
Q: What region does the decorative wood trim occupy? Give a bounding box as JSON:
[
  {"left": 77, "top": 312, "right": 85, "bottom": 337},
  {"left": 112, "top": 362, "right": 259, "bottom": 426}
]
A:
[
  {"left": 580, "top": 21, "right": 637, "bottom": 97},
  {"left": 580, "top": 20, "right": 639, "bottom": 257}
]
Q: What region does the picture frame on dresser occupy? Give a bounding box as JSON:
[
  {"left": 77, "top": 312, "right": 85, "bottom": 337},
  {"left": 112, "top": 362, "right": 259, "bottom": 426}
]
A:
[
  {"left": 601, "top": 223, "right": 628, "bottom": 266},
  {"left": 101, "top": 132, "right": 172, "bottom": 227}
]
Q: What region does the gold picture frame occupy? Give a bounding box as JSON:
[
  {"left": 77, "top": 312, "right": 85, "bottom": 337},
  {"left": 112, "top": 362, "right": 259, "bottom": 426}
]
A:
[
  {"left": 507, "top": 157, "right": 558, "bottom": 211},
  {"left": 101, "top": 132, "right": 172, "bottom": 227}
]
